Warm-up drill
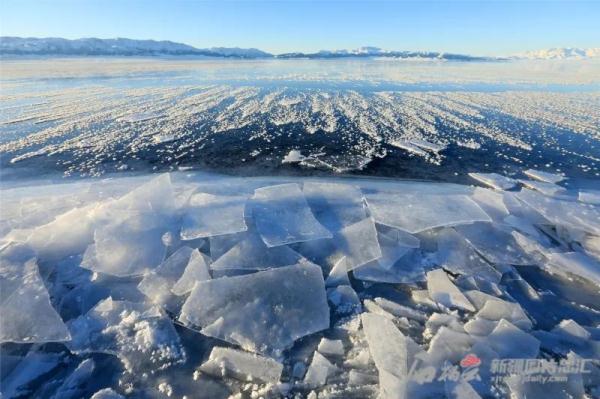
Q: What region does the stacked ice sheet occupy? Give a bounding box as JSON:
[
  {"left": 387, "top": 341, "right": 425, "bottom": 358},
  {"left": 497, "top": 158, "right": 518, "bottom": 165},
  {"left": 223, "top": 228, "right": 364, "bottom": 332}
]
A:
[{"left": 1, "top": 171, "right": 599, "bottom": 398}]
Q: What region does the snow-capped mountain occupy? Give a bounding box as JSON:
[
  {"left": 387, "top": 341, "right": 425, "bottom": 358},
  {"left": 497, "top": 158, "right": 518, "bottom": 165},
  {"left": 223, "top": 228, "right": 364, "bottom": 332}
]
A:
[
  {"left": 277, "top": 47, "right": 487, "bottom": 61},
  {"left": 513, "top": 47, "right": 600, "bottom": 60},
  {"left": 0, "top": 37, "right": 273, "bottom": 58}
]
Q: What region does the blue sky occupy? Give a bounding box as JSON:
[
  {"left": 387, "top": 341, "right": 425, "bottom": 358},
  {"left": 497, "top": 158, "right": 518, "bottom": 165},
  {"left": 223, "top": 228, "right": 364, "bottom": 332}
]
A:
[{"left": 1, "top": 1, "right": 599, "bottom": 55}]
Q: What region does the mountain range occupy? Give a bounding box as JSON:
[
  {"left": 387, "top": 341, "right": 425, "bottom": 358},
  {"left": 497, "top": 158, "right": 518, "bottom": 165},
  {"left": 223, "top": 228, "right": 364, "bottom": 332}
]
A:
[{"left": 1, "top": 37, "right": 598, "bottom": 60}]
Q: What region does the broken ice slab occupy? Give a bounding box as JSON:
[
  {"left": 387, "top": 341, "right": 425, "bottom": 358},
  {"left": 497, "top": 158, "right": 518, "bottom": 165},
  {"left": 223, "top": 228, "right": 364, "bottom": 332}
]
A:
[
  {"left": 251, "top": 183, "right": 332, "bottom": 247},
  {"left": 198, "top": 347, "right": 283, "bottom": 383},
  {"left": 138, "top": 246, "right": 195, "bottom": 310},
  {"left": 366, "top": 192, "right": 491, "bottom": 234},
  {"left": 180, "top": 192, "right": 247, "bottom": 240},
  {"left": 471, "top": 187, "right": 510, "bottom": 221},
  {"left": 523, "top": 168, "right": 565, "bottom": 184},
  {"left": 209, "top": 230, "right": 247, "bottom": 260},
  {"left": 362, "top": 312, "right": 426, "bottom": 398},
  {"left": 294, "top": 217, "right": 384, "bottom": 271},
  {"left": 505, "top": 371, "right": 585, "bottom": 399},
  {"left": 302, "top": 182, "right": 367, "bottom": 231},
  {"left": 409, "top": 138, "right": 447, "bottom": 153},
  {"left": 518, "top": 179, "right": 567, "bottom": 197},
  {"left": 516, "top": 188, "right": 600, "bottom": 235},
  {"left": 335, "top": 218, "right": 382, "bottom": 270},
  {"left": 475, "top": 298, "right": 532, "bottom": 330},
  {"left": 81, "top": 212, "right": 169, "bottom": 277},
  {"left": 0, "top": 248, "right": 70, "bottom": 343},
  {"left": 327, "top": 285, "right": 361, "bottom": 314},
  {"left": 325, "top": 256, "right": 350, "bottom": 287},
  {"left": 578, "top": 189, "right": 600, "bottom": 205},
  {"left": 90, "top": 388, "right": 124, "bottom": 399},
  {"left": 435, "top": 228, "right": 502, "bottom": 283},
  {"left": 544, "top": 252, "right": 600, "bottom": 286},
  {"left": 464, "top": 318, "right": 499, "bottom": 337},
  {"left": 484, "top": 319, "right": 540, "bottom": 359},
  {"left": 68, "top": 298, "right": 186, "bottom": 373},
  {"left": 303, "top": 351, "right": 339, "bottom": 388},
  {"left": 48, "top": 358, "right": 95, "bottom": 399},
  {"left": 425, "top": 313, "right": 465, "bottom": 336},
  {"left": 1, "top": 351, "right": 64, "bottom": 399},
  {"left": 171, "top": 249, "right": 211, "bottom": 296},
  {"left": 109, "top": 173, "right": 176, "bottom": 214},
  {"left": 317, "top": 338, "right": 345, "bottom": 356},
  {"left": 353, "top": 248, "right": 426, "bottom": 284},
  {"left": 552, "top": 319, "right": 592, "bottom": 341},
  {"left": 426, "top": 269, "right": 475, "bottom": 312},
  {"left": 469, "top": 172, "right": 517, "bottom": 190},
  {"left": 426, "top": 326, "right": 474, "bottom": 366},
  {"left": 210, "top": 230, "right": 305, "bottom": 271},
  {"left": 179, "top": 262, "right": 329, "bottom": 356},
  {"left": 374, "top": 297, "right": 428, "bottom": 322},
  {"left": 455, "top": 222, "right": 533, "bottom": 265},
  {"left": 373, "top": 224, "right": 420, "bottom": 270}
]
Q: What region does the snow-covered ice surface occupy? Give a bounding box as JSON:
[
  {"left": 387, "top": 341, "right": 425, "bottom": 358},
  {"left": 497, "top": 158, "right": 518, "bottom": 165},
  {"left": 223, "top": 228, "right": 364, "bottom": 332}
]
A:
[
  {"left": 1, "top": 170, "right": 600, "bottom": 398},
  {"left": 1, "top": 58, "right": 600, "bottom": 398},
  {"left": 1, "top": 58, "right": 599, "bottom": 182}
]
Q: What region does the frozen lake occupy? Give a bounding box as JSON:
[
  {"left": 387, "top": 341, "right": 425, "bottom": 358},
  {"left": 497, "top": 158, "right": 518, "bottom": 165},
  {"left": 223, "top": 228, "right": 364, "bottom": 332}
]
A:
[
  {"left": 1, "top": 58, "right": 600, "bottom": 398},
  {"left": 1, "top": 57, "right": 599, "bottom": 182}
]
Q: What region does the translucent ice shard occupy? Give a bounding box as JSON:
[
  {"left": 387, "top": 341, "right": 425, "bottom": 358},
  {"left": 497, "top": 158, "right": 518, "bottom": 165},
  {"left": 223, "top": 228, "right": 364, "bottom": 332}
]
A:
[
  {"left": 327, "top": 285, "right": 361, "bottom": 314},
  {"left": 519, "top": 179, "right": 567, "bottom": 197},
  {"left": 317, "top": 338, "right": 345, "bottom": 356},
  {"left": 373, "top": 224, "right": 420, "bottom": 270},
  {"left": 210, "top": 230, "right": 305, "bottom": 271},
  {"left": 427, "top": 326, "right": 474, "bottom": 365},
  {"left": 523, "top": 169, "right": 565, "bottom": 184},
  {"left": 303, "top": 351, "right": 339, "bottom": 387},
  {"left": 469, "top": 172, "right": 517, "bottom": 190},
  {"left": 198, "top": 347, "right": 283, "bottom": 383},
  {"left": 67, "top": 298, "right": 185, "bottom": 373},
  {"left": 81, "top": 212, "right": 168, "bottom": 277},
  {"left": 108, "top": 173, "right": 176, "bottom": 214},
  {"left": 544, "top": 252, "right": 600, "bottom": 285},
  {"left": 180, "top": 192, "right": 247, "bottom": 240},
  {"left": 334, "top": 217, "right": 382, "bottom": 270},
  {"left": 251, "top": 183, "right": 332, "bottom": 247},
  {"left": 303, "top": 182, "right": 367, "bottom": 231},
  {"left": 475, "top": 299, "right": 532, "bottom": 330},
  {"left": 435, "top": 228, "right": 502, "bottom": 282},
  {"left": 90, "top": 388, "right": 124, "bottom": 399},
  {"left": 0, "top": 246, "right": 70, "bottom": 343},
  {"left": 485, "top": 319, "right": 540, "bottom": 359},
  {"left": 471, "top": 187, "right": 510, "bottom": 221},
  {"left": 179, "top": 262, "right": 329, "bottom": 356},
  {"left": 455, "top": 222, "right": 533, "bottom": 265},
  {"left": 516, "top": 188, "right": 600, "bottom": 235},
  {"left": 366, "top": 193, "right": 491, "bottom": 233},
  {"left": 426, "top": 269, "right": 475, "bottom": 312},
  {"left": 374, "top": 297, "right": 428, "bottom": 322},
  {"left": 353, "top": 248, "right": 426, "bottom": 284},
  {"left": 361, "top": 313, "right": 409, "bottom": 398},
  {"left": 171, "top": 249, "right": 211, "bottom": 295},
  {"left": 325, "top": 256, "right": 350, "bottom": 287},
  {"left": 138, "top": 246, "right": 195, "bottom": 310}
]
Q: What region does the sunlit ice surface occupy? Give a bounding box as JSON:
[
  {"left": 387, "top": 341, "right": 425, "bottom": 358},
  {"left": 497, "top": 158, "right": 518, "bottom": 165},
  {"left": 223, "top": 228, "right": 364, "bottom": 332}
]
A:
[{"left": 1, "top": 58, "right": 600, "bottom": 398}]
